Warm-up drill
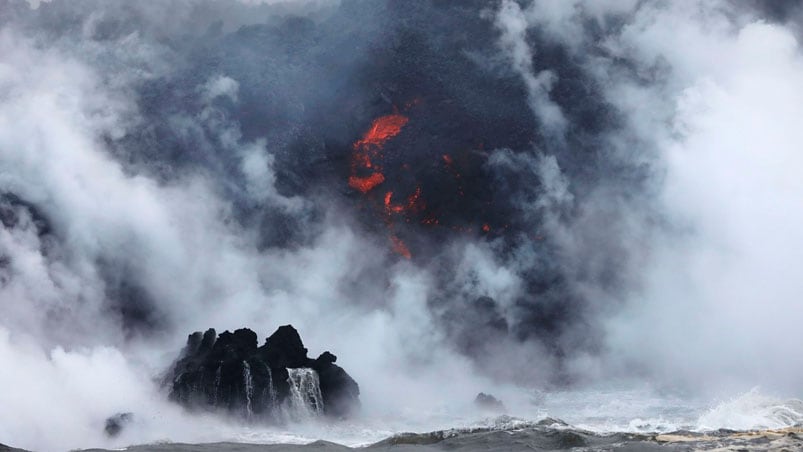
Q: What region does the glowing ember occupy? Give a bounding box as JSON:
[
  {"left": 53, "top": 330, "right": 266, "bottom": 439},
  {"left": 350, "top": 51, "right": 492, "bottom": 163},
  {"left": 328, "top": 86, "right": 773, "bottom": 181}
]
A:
[
  {"left": 390, "top": 235, "right": 411, "bottom": 259},
  {"left": 354, "top": 153, "right": 374, "bottom": 169},
  {"left": 406, "top": 187, "right": 423, "bottom": 211},
  {"left": 384, "top": 191, "right": 404, "bottom": 214},
  {"left": 383, "top": 187, "right": 425, "bottom": 216}
]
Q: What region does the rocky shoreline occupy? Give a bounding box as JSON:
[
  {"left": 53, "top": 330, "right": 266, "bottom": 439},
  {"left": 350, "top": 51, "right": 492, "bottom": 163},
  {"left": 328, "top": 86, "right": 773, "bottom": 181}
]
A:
[{"left": 5, "top": 421, "right": 803, "bottom": 452}]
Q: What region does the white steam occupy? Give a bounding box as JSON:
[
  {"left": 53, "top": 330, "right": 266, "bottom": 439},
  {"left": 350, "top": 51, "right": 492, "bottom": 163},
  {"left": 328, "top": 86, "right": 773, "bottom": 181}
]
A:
[
  {"left": 509, "top": 0, "right": 803, "bottom": 393},
  {"left": 495, "top": 0, "right": 566, "bottom": 137},
  {"left": 603, "top": 9, "right": 803, "bottom": 393}
]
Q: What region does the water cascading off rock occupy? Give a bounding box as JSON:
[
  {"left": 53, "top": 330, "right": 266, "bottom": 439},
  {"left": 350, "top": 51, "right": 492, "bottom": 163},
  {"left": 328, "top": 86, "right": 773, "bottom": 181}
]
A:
[
  {"left": 164, "top": 325, "right": 360, "bottom": 421},
  {"left": 287, "top": 368, "right": 325, "bottom": 419}
]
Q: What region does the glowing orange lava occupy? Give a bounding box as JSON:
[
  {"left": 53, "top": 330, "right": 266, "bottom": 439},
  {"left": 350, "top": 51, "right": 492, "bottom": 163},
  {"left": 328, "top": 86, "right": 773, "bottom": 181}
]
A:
[
  {"left": 384, "top": 191, "right": 404, "bottom": 214},
  {"left": 406, "top": 187, "right": 423, "bottom": 211},
  {"left": 348, "top": 112, "right": 415, "bottom": 259},
  {"left": 349, "top": 108, "right": 492, "bottom": 259},
  {"left": 349, "top": 114, "right": 409, "bottom": 195},
  {"left": 349, "top": 173, "right": 386, "bottom": 193},
  {"left": 383, "top": 187, "right": 424, "bottom": 216},
  {"left": 353, "top": 114, "right": 409, "bottom": 150}
]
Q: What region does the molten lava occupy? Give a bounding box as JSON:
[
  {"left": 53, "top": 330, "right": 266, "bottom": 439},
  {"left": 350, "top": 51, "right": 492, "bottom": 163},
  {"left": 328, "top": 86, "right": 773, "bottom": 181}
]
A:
[
  {"left": 349, "top": 113, "right": 415, "bottom": 259},
  {"left": 349, "top": 173, "right": 386, "bottom": 193},
  {"left": 353, "top": 114, "right": 409, "bottom": 150},
  {"left": 349, "top": 114, "right": 409, "bottom": 195},
  {"left": 406, "top": 187, "right": 423, "bottom": 212},
  {"left": 384, "top": 191, "right": 404, "bottom": 214},
  {"left": 384, "top": 187, "right": 424, "bottom": 216},
  {"left": 350, "top": 110, "right": 490, "bottom": 259}
]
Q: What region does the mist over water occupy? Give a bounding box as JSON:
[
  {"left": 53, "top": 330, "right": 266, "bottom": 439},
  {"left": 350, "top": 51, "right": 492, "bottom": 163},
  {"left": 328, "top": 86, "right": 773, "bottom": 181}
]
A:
[{"left": 1, "top": 0, "right": 803, "bottom": 450}]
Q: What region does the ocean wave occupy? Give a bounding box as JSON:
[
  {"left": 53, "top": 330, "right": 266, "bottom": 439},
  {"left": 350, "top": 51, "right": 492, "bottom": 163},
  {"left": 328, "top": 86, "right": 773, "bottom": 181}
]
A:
[{"left": 696, "top": 388, "right": 803, "bottom": 431}]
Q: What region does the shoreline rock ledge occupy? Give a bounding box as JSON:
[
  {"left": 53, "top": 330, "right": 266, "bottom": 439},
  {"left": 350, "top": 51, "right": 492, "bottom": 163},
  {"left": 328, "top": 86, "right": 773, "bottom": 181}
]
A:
[{"left": 165, "top": 325, "right": 359, "bottom": 420}]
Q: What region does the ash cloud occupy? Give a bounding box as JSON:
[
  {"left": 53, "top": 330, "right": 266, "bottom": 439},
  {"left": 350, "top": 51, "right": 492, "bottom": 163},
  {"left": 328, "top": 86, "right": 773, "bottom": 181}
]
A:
[{"left": 1, "top": 0, "right": 803, "bottom": 450}]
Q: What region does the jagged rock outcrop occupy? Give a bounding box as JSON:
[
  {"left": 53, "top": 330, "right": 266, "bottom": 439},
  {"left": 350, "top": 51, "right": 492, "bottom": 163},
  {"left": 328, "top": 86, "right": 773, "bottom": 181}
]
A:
[
  {"left": 104, "top": 412, "right": 133, "bottom": 437},
  {"left": 165, "top": 325, "right": 359, "bottom": 421},
  {"left": 474, "top": 392, "right": 506, "bottom": 413}
]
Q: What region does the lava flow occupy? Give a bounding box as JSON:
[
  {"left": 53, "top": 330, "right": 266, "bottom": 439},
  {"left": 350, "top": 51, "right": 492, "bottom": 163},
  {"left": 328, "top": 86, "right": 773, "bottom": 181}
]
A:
[
  {"left": 349, "top": 112, "right": 488, "bottom": 259},
  {"left": 348, "top": 114, "right": 409, "bottom": 193},
  {"left": 349, "top": 113, "right": 418, "bottom": 259},
  {"left": 348, "top": 173, "right": 385, "bottom": 194},
  {"left": 383, "top": 187, "right": 424, "bottom": 216}
]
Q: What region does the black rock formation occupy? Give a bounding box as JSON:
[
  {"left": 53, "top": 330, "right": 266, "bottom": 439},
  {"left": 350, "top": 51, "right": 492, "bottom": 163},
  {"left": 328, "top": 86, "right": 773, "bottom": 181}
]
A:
[
  {"left": 165, "top": 325, "right": 359, "bottom": 420},
  {"left": 474, "top": 393, "right": 506, "bottom": 413},
  {"left": 104, "top": 412, "right": 133, "bottom": 437},
  {"left": 0, "top": 444, "right": 27, "bottom": 452}
]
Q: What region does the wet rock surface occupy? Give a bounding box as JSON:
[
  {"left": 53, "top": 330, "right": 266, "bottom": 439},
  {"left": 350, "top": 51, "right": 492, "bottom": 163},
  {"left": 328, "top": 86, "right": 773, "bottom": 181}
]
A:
[{"left": 165, "top": 325, "right": 359, "bottom": 420}]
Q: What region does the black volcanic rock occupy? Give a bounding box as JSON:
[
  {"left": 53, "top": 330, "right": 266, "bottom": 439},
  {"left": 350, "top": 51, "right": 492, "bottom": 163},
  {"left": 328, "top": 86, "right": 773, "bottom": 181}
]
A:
[
  {"left": 261, "top": 325, "right": 308, "bottom": 368},
  {"left": 165, "top": 325, "right": 359, "bottom": 420},
  {"left": 0, "top": 444, "right": 28, "bottom": 452},
  {"left": 312, "top": 352, "right": 361, "bottom": 418},
  {"left": 474, "top": 393, "right": 506, "bottom": 413},
  {"left": 104, "top": 412, "right": 133, "bottom": 437}
]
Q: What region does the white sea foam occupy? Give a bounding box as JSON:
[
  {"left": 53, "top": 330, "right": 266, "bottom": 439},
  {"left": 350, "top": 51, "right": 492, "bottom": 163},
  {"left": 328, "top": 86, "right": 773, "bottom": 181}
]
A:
[
  {"left": 206, "top": 387, "right": 803, "bottom": 448},
  {"left": 696, "top": 388, "right": 803, "bottom": 431}
]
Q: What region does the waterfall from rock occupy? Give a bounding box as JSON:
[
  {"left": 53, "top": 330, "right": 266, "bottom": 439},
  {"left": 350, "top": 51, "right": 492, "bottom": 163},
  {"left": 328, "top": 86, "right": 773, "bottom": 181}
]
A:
[
  {"left": 286, "top": 368, "right": 324, "bottom": 419},
  {"left": 262, "top": 363, "right": 278, "bottom": 408},
  {"left": 242, "top": 361, "right": 254, "bottom": 418},
  {"left": 213, "top": 364, "right": 222, "bottom": 405}
]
